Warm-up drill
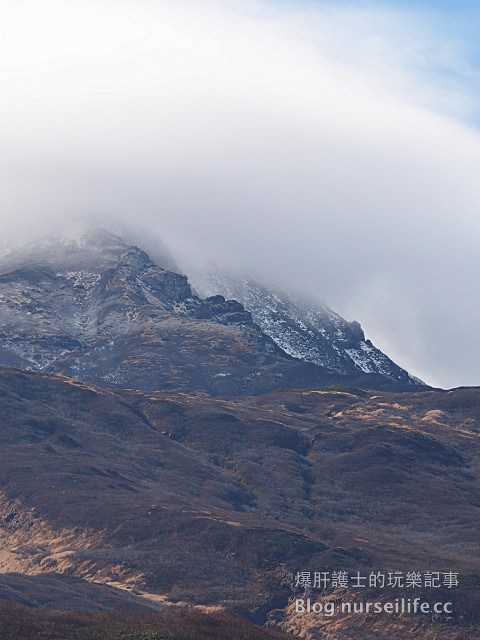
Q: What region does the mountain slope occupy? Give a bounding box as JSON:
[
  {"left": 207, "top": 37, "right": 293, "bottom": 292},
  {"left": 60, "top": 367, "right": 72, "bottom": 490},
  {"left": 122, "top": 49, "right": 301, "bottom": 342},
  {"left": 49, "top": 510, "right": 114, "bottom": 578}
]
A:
[
  {"left": 0, "top": 232, "right": 288, "bottom": 394},
  {"left": 2, "top": 230, "right": 479, "bottom": 640},
  {"left": 0, "top": 231, "right": 421, "bottom": 394},
  {"left": 0, "top": 365, "right": 479, "bottom": 638},
  {"left": 0, "top": 600, "right": 291, "bottom": 640},
  {"left": 192, "top": 269, "right": 418, "bottom": 383}
]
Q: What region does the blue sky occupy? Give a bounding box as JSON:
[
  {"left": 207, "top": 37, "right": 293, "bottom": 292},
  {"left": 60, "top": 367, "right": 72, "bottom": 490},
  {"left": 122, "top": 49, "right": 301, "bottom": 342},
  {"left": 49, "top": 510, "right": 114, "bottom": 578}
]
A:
[
  {"left": 268, "top": 0, "right": 480, "bottom": 126},
  {"left": 283, "top": 0, "right": 479, "bottom": 9}
]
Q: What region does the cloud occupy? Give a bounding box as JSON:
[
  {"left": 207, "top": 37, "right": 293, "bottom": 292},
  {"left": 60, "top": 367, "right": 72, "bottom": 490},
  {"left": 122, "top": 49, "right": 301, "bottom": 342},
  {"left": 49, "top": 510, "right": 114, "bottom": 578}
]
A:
[
  {"left": 280, "top": 2, "right": 480, "bottom": 124},
  {"left": 1, "top": 0, "right": 479, "bottom": 387}
]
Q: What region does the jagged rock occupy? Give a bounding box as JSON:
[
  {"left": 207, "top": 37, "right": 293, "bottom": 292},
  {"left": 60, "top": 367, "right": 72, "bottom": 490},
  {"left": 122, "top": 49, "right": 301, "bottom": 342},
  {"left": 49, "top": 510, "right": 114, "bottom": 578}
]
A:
[
  {"left": 0, "top": 230, "right": 422, "bottom": 393},
  {"left": 190, "top": 269, "right": 418, "bottom": 383}
]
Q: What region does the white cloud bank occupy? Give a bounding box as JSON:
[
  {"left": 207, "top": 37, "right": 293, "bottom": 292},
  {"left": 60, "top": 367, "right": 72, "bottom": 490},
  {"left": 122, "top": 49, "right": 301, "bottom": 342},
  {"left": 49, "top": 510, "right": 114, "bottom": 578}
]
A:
[{"left": 1, "top": 0, "right": 480, "bottom": 387}]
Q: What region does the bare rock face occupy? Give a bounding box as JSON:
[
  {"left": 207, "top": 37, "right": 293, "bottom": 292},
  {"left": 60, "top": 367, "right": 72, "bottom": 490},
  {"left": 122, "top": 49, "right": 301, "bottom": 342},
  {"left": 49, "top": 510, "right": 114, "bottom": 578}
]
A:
[
  {"left": 0, "top": 230, "right": 421, "bottom": 394},
  {"left": 191, "top": 269, "right": 420, "bottom": 383},
  {"left": 0, "top": 231, "right": 279, "bottom": 392}
]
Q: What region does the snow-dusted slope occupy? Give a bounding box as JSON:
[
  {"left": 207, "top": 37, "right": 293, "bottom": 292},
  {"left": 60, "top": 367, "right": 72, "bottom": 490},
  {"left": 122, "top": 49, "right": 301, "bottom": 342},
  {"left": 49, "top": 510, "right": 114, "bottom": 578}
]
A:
[
  {"left": 0, "top": 231, "right": 300, "bottom": 394},
  {"left": 0, "top": 230, "right": 421, "bottom": 391},
  {"left": 191, "top": 270, "right": 418, "bottom": 383}
]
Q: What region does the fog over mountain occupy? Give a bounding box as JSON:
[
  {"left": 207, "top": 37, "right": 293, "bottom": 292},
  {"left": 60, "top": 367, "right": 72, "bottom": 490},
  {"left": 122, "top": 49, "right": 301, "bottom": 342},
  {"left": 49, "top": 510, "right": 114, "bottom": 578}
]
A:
[{"left": 1, "top": 0, "right": 480, "bottom": 388}]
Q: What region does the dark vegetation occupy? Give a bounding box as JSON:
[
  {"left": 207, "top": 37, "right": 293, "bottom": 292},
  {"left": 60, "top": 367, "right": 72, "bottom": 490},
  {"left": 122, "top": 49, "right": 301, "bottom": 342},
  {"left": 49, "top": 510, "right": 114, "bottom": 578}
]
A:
[
  {"left": 0, "top": 372, "right": 479, "bottom": 640},
  {"left": 0, "top": 603, "right": 290, "bottom": 640}
]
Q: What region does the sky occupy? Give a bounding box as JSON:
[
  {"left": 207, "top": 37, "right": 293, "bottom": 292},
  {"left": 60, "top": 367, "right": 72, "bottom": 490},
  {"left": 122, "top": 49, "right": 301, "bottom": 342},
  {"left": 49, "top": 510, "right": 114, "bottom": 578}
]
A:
[{"left": 1, "top": 0, "right": 480, "bottom": 388}]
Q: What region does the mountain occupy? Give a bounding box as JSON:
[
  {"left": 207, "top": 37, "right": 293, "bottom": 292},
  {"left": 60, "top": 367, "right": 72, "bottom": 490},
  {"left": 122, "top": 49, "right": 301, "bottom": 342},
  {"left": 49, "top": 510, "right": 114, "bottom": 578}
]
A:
[
  {"left": 192, "top": 269, "right": 419, "bottom": 383},
  {"left": 0, "top": 230, "right": 421, "bottom": 394},
  {"left": 0, "top": 365, "right": 479, "bottom": 639},
  {"left": 0, "top": 230, "right": 288, "bottom": 394},
  {"left": 4, "top": 230, "right": 479, "bottom": 639}
]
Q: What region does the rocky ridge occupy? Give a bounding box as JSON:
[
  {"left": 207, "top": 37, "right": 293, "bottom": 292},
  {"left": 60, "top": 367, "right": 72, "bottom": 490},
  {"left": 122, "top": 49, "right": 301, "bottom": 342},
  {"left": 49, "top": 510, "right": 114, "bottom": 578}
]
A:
[
  {"left": 0, "top": 230, "right": 421, "bottom": 394},
  {"left": 192, "top": 269, "right": 418, "bottom": 383}
]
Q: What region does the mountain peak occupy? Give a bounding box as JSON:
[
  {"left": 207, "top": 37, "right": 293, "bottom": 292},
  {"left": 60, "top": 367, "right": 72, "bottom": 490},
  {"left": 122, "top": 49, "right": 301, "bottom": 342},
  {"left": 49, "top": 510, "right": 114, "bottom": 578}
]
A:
[
  {"left": 0, "top": 230, "right": 423, "bottom": 392},
  {"left": 0, "top": 228, "right": 128, "bottom": 275},
  {"left": 0, "top": 231, "right": 292, "bottom": 392}
]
